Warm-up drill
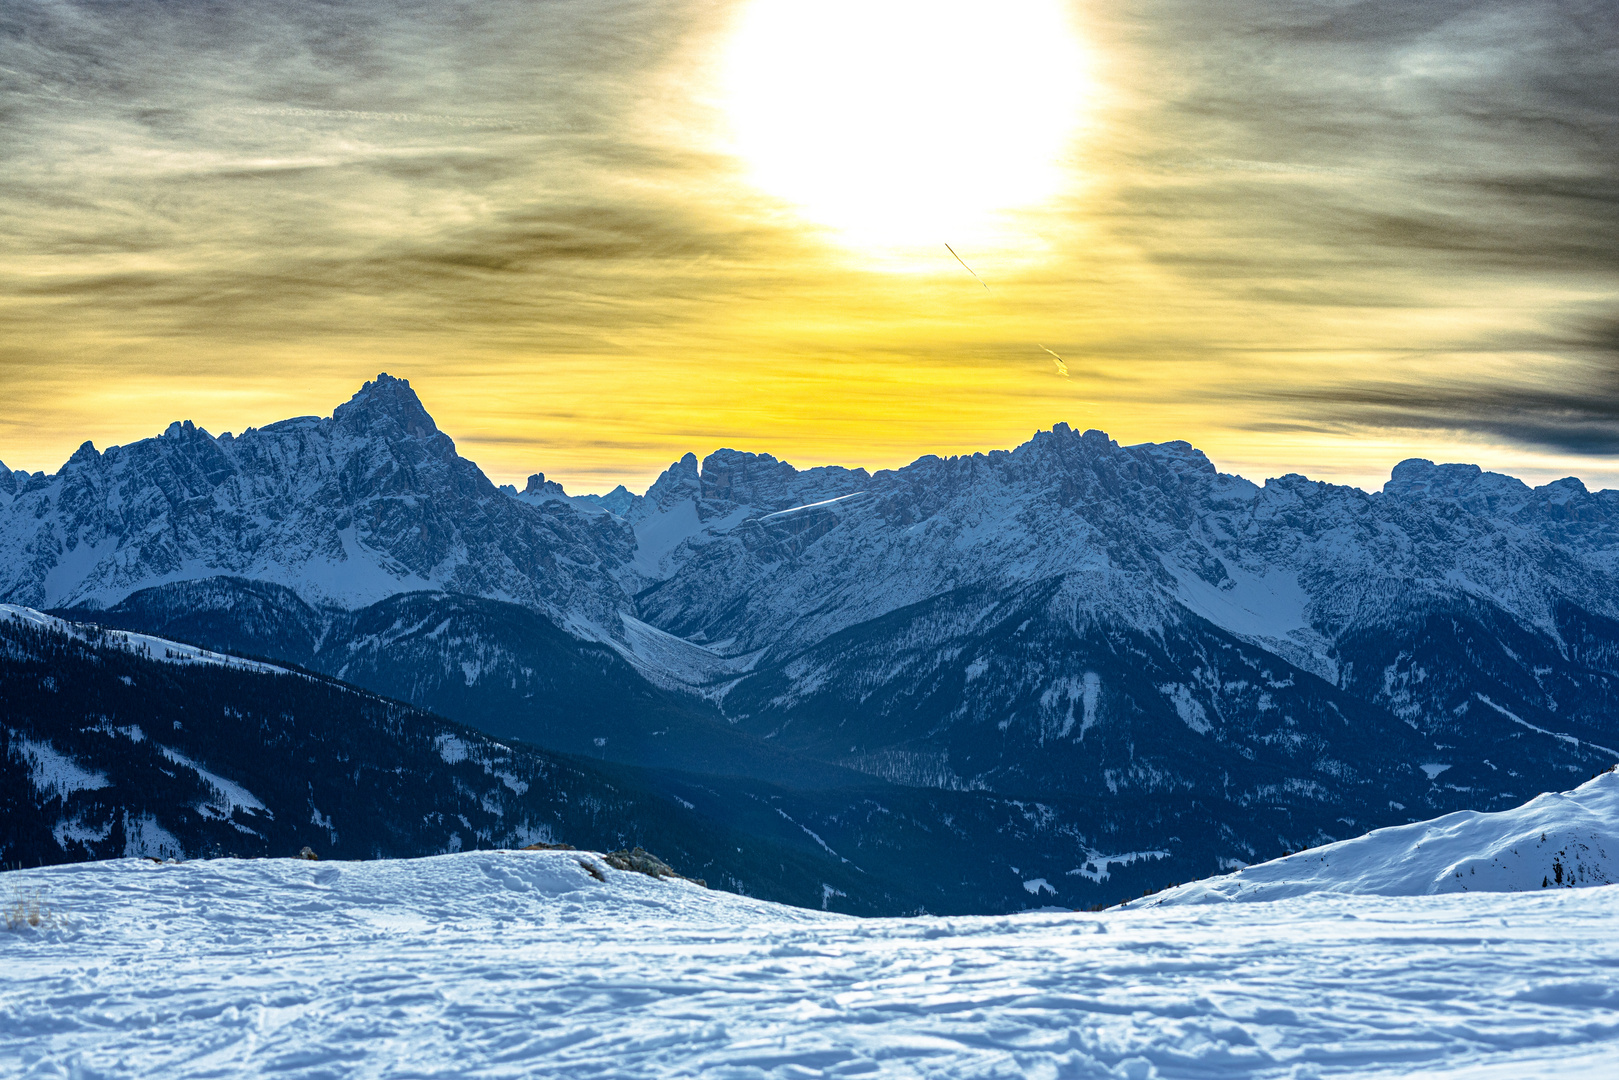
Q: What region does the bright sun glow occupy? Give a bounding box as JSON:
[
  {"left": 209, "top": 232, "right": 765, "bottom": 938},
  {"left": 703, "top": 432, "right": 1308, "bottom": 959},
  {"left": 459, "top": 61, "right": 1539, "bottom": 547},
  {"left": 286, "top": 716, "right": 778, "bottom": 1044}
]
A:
[{"left": 722, "top": 0, "right": 1091, "bottom": 253}]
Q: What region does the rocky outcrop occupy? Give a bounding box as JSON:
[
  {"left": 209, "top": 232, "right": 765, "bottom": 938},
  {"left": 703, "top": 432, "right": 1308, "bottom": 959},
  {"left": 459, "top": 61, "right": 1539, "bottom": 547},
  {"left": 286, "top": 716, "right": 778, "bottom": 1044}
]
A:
[{"left": 604, "top": 847, "right": 705, "bottom": 887}]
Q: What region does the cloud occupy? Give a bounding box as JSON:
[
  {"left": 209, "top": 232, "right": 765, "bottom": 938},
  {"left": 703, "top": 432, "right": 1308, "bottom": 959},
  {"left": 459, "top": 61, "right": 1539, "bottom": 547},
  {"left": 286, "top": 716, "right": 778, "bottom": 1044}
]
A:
[
  {"left": 0, "top": 0, "right": 740, "bottom": 321},
  {"left": 1075, "top": 0, "right": 1619, "bottom": 459},
  {"left": 1254, "top": 317, "right": 1619, "bottom": 456},
  {"left": 1109, "top": 0, "right": 1619, "bottom": 275}
]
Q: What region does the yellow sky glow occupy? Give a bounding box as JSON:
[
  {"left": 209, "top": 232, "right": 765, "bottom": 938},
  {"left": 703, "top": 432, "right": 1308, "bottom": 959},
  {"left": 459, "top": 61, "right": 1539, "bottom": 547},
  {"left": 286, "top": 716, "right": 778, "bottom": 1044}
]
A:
[{"left": 0, "top": 0, "right": 1614, "bottom": 495}]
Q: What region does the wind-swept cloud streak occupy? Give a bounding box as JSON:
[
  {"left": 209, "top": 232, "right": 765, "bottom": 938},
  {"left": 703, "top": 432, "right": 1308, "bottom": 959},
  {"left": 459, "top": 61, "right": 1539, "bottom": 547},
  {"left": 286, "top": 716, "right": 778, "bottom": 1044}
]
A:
[{"left": 1260, "top": 320, "right": 1619, "bottom": 458}]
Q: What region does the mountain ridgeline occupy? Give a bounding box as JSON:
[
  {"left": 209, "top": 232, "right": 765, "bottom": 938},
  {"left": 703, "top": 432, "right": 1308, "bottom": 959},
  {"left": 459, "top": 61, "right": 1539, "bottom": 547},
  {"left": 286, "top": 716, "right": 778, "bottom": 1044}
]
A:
[{"left": 4, "top": 374, "right": 1617, "bottom": 912}]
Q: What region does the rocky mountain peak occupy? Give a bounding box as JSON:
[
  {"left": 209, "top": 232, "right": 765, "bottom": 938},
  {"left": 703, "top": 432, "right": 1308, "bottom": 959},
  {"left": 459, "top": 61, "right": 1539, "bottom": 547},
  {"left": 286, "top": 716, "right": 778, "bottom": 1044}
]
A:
[
  {"left": 698, "top": 450, "right": 797, "bottom": 505},
  {"left": 1131, "top": 439, "right": 1218, "bottom": 478},
  {"left": 1382, "top": 458, "right": 1535, "bottom": 515},
  {"left": 592, "top": 485, "right": 639, "bottom": 516},
  {"left": 698, "top": 449, "right": 870, "bottom": 511},
  {"left": 0, "top": 375, "right": 637, "bottom": 619},
  {"left": 1540, "top": 476, "right": 1590, "bottom": 503},
  {"left": 522, "top": 473, "right": 568, "bottom": 499},
  {"left": 645, "top": 453, "right": 702, "bottom": 511},
  {"left": 332, "top": 374, "right": 440, "bottom": 441}
]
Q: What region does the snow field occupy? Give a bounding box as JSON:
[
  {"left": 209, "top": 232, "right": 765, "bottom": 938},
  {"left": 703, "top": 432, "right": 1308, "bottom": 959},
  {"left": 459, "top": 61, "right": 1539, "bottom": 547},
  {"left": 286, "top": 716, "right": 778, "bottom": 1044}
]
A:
[{"left": 3, "top": 852, "right": 1618, "bottom": 1078}]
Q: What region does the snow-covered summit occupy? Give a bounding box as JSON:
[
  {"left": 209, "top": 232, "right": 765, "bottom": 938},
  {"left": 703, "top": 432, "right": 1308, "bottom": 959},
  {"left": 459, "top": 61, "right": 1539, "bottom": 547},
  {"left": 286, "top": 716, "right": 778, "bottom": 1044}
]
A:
[
  {"left": 503, "top": 472, "right": 570, "bottom": 504},
  {"left": 570, "top": 482, "right": 639, "bottom": 517},
  {"left": 1126, "top": 766, "right": 1619, "bottom": 907}
]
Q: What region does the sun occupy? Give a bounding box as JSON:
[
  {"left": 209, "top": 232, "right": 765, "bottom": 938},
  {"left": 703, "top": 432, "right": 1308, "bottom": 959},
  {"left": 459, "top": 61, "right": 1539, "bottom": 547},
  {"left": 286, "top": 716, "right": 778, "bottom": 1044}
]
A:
[{"left": 721, "top": 0, "right": 1091, "bottom": 254}]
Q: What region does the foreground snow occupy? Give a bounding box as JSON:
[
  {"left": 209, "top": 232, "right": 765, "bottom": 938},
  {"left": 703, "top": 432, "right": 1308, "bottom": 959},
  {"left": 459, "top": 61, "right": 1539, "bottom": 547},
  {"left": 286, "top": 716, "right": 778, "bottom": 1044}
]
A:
[
  {"left": 4, "top": 853, "right": 1618, "bottom": 1078},
  {"left": 1126, "top": 767, "right": 1619, "bottom": 908}
]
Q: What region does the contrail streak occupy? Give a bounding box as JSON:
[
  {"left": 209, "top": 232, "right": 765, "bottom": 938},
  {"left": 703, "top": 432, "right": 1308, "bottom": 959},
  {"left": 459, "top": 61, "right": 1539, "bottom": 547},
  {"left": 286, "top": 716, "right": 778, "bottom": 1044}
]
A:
[
  {"left": 1038, "top": 344, "right": 1070, "bottom": 377},
  {"left": 936, "top": 250, "right": 1073, "bottom": 383},
  {"left": 944, "top": 244, "right": 989, "bottom": 291}
]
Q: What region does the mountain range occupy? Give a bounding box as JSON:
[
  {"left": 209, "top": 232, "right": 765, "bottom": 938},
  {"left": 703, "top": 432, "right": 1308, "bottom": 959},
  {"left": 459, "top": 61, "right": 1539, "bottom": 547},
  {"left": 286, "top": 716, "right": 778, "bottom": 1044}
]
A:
[{"left": 5, "top": 374, "right": 1617, "bottom": 911}]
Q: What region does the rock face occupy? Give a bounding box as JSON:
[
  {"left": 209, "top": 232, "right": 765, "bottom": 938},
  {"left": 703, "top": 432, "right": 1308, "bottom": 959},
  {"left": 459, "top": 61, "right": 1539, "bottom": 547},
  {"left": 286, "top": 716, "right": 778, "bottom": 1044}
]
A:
[
  {"left": 0, "top": 376, "right": 634, "bottom": 632},
  {"left": 7, "top": 377, "right": 1619, "bottom": 904}
]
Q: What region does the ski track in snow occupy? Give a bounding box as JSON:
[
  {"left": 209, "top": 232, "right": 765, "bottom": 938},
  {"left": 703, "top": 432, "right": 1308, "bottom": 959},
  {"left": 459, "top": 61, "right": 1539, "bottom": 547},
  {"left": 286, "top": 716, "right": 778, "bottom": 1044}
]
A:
[{"left": 3, "top": 853, "right": 1618, "bottom": 1079}]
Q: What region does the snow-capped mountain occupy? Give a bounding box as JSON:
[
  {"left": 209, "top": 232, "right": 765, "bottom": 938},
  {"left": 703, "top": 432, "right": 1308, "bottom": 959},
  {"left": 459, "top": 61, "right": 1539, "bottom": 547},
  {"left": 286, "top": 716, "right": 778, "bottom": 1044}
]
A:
[
  {"left": 0, "top": 375, "right": 634, "bottom": 634},
  {"left": 618, "top": 427, "right": 1619, "bottom": 824},
  {"left": 7, "top": 376, "right": 1619, "bottom": 894},
  {"left": 630, "top": 424, "right": 1619, "bottom": 677}
]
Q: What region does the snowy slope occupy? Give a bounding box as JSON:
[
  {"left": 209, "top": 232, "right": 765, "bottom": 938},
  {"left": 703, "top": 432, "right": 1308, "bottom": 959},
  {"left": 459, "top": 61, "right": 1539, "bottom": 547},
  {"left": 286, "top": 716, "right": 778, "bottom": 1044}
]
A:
[
  {"left": 1, "top": 603, "right": 287, "bottom": 675},
  {"left": 4, "top": 851, "right": 1618, "bottom": 1078},
  {"left": 1128, "top": 767, "right": 1619, "bottom": 907}
]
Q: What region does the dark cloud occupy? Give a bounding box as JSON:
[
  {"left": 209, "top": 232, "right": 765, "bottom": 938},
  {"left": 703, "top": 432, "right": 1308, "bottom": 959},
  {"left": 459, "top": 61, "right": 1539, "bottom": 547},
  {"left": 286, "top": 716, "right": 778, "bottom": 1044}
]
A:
[
  {"left": 1280, "top": 0, "right": 1487, "bottom": 44},
  {"left": 1091, "top": 0, "right": 1618, "bottom": 458},
  {"left": 1254, "top": 318, "right": 1619, "bottom": 456}
]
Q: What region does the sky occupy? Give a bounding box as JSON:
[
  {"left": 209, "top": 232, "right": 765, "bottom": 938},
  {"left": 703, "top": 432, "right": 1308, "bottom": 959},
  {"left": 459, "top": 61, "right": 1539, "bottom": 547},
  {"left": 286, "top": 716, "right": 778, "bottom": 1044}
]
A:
[{"left": 1, "top": 0, "right": 1616, "bottom": 494}]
